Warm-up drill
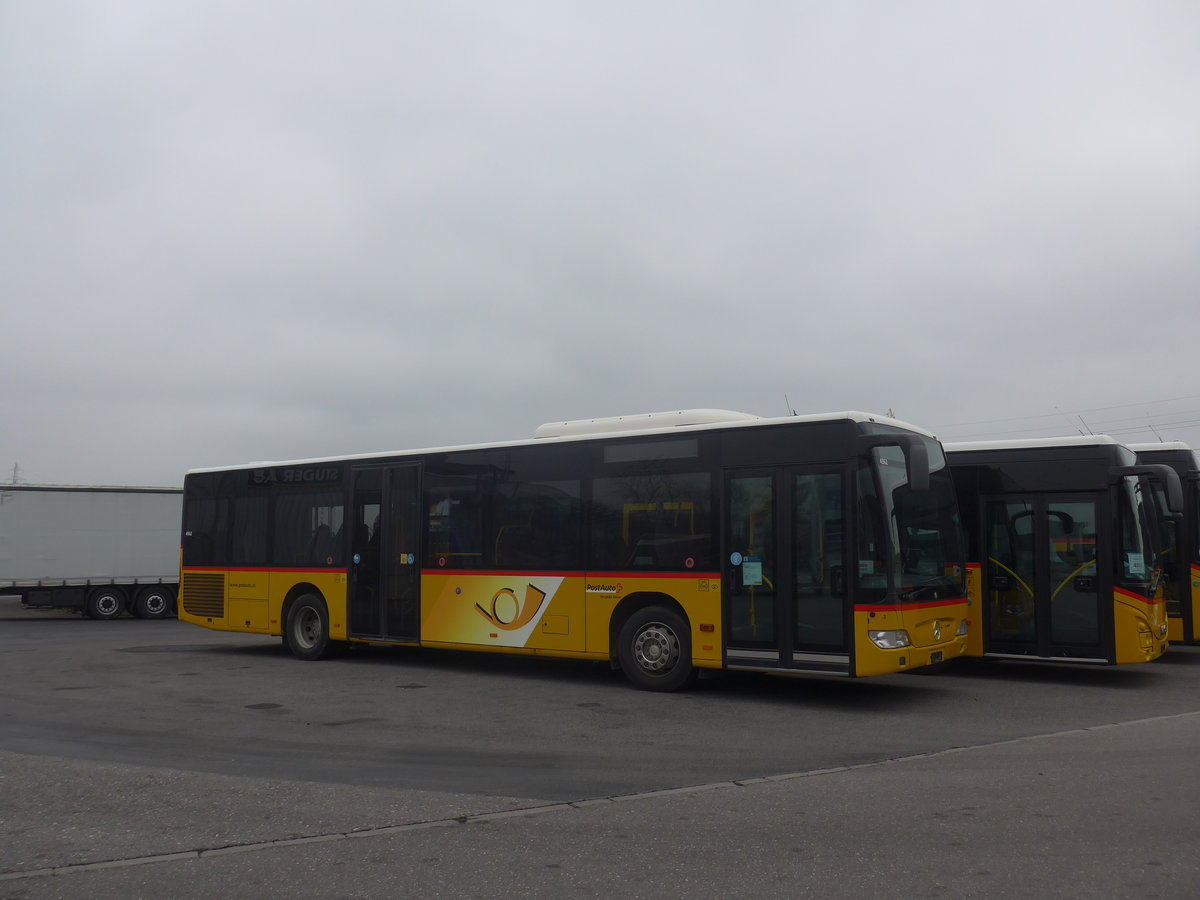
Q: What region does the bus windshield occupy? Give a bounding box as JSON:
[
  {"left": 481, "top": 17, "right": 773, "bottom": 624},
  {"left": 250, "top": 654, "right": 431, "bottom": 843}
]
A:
[
  {"left": 861, "top": 442, "right": 965, "bottom": 604},
  {"left": 1122, "top": 475, "right": 1163, "bottom": 599},
  {"left": 1144, "top": 479, "right": 1179, "bottom": 613}
]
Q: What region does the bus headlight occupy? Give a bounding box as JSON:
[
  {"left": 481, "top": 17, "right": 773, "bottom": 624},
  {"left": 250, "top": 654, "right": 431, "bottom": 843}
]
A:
[
  {"left": 957, "top": 619, "right": 969, "bottom": 636},
  {"left": 869, "top": 629, "right": 911, "bottom": 650}
]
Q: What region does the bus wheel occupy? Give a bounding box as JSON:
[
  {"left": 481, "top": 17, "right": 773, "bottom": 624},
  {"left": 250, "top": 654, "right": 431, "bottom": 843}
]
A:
[
  {"left": 617, "top": 606, "right": 695, "bottom": 692},
  {"left": 86, "top": 587, "right": 125, "bottom": 620},
  {"left": 286, "top": 595, "right": 332, "bottom": 661},
  {"left": 133, "top": 586, "right": 175, "bottom": 619}
]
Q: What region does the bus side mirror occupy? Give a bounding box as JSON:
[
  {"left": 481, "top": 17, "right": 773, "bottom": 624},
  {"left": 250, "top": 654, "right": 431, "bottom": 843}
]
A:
[
  {"left": 1117, "top": 464, "right": 1184, "bottom": 514},
  {"left": 857, "top": 434, "right": 931, "bottom": 493},
  {"left": 1049, "top": 510, "right": 1075, "bottom": 534},
  {"left": 905, "top": 441, "right": 930, "bottom": 493},
  {"left": 1156, "top": 466, "right": 1185, "bottom": 514}
]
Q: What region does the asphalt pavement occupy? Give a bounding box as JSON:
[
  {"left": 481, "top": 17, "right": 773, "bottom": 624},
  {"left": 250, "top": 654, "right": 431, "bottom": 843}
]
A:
[{"left": 2, "top": 606, "right": 1199, "bottom": 898}]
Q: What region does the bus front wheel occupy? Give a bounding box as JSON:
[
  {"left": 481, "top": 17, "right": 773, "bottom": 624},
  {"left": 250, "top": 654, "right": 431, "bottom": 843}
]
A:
[
  {"left": 285, "top": 595, "right": 333, "bottom": 661},
  {"left": 617, "top": 606, "right": 695, "bottom": 692}
]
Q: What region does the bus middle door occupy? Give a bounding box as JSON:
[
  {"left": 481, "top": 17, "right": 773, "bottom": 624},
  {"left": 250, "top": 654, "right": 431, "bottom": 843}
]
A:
[
  {"left": 724, "top": 467, "right": 849, "bottom": 675},
  {"left": 983, "top": 494, "right": 1105, "bottom": 660},
  {"left": 348, "top": 464, "right": 421, "bottom": 642}
]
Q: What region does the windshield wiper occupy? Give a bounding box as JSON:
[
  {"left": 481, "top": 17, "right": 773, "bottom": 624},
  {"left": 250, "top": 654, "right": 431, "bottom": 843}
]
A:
[{"left": 898, "top": 576, "right": 956, "bottom": 603}]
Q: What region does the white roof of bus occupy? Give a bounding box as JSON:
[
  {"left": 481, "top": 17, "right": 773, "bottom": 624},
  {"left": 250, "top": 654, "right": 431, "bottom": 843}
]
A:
[
  {"left": 945, "top": 434, "right": 1123, "bottom": 453},
  {"left": 187, "top": 409, "right": 936, "bottom": 474},
  {"left": 533, "top": 408, "right": 759, "bottom": 438},
  {"left": 0, "top": 483, "right": 180, "bottom": 493},
  {"left": 1126, "top": 441, "right": 1193, "bottom": 452}
]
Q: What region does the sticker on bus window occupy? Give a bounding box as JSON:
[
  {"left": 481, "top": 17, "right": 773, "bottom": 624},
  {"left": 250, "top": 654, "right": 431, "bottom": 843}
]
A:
[
  {"left": 1125, "top": 553, "right": 1146, "bottom": 577},
  {"left": 742, "top": 557, "right": 763, "bottom": 586},
  {"left": 859, "top": 560, "right": 874, "bottom": 575}
]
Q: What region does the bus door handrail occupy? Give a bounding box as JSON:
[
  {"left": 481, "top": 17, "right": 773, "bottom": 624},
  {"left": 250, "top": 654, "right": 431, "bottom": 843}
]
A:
[{"left": 987, "top": 556, "right": 1035, "bottom": 598}]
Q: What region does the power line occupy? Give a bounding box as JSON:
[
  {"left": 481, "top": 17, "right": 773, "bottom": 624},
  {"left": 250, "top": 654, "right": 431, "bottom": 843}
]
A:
[
  {"left": 939, "top": 417, "right": 1200, "bottom": 441},
  {"left": 940, "top": 393, "right": 1200, "bottom": 430}
]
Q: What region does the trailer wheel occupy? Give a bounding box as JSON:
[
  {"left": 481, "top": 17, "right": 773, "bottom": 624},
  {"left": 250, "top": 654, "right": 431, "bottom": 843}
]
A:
[
  {"left": 285, "top": 594, "right": 333, "bottom": 660},
  {"left": 133, "top": 585, "right": 176, "bottom": 619},
  {"left": 86, "top": 586, "right": 126, "bottom": 620}
]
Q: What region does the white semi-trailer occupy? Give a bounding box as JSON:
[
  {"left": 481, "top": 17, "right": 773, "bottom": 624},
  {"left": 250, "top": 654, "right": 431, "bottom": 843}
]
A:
[{"left": 0, "top": 484, "right": 182, "bottom": 619}]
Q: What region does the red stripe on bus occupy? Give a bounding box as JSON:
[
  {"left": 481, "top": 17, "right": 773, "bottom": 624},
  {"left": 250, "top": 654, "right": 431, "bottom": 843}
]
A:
[
  {"left": 421, "top": 569, "right": 722, "bottom": 579},
  {"left": 1114, "top": 587, "right": 1161, "bottom": 606},
  {"left": 855, "top": 597, "right": 967, "bottom": 613},
  {"left": 183, "top": 566, "right": 348, "bottom": 575}
]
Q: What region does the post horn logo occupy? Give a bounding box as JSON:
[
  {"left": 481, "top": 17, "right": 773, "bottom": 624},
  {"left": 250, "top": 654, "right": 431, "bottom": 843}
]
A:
[{"left": 475, "top": 584, "right": 548, "bottom": 631}]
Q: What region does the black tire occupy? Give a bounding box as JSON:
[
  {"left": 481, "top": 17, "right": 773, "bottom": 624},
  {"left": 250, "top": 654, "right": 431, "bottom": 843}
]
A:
[
  {"left": 133, "top": 585, "right": 175, "bottom": 619},
  {"left": 617, "top": 606, "right": 695, "bottom": 692},
  {"left": 285, "top": 594, "right": 333, "bottom": 660},
  {"left": 86, "top": 586, "right": 126, "bottom": 620}
]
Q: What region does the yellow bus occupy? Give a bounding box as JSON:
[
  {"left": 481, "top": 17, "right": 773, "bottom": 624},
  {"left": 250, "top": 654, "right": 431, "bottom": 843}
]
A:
[
  {"left": 1130, "top": 442, "right": 1200, "bottom": 644},
  {"left": 946, "top": 436, "right": 1182, "bottom": 665},
  {"left": 179, "top": 409, "right": 970, "bottom": 690}
]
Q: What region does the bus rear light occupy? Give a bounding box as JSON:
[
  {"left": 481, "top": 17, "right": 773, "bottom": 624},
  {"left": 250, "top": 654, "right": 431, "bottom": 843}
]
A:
[{"left": 869, "top": 629, "right": 911, "bottom": 650}]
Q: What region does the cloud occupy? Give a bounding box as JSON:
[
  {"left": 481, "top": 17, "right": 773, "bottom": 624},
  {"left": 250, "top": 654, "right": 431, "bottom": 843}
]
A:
[{"left": 2, "top": 2, "right": 1199, "bottom": 484}]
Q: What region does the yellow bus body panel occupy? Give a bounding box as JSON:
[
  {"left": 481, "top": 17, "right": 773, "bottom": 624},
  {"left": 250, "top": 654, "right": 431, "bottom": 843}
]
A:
[
  {"left": 963, "top": 563, "right": 985, "bottom": 657},
  {"left": 1168, "top": 564, "right": 1200, "bottom": 643},
  {"left": 852, "top": 601, "right": 969, "bottom": 677},
  {"left": 179, "top": 568, "right": 349, "bottom": 638},
  {"left": 186, "top": 566, "right": 977, "bottom": 676},
  {"left": 1112, "top": 588, "right": 1168, "bottom": 664},
  {"left": 419, "top": 571, "right": 724, "bottom": 667}
]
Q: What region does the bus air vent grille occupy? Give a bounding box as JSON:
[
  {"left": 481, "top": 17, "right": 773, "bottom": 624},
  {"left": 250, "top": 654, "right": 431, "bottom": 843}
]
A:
[{"left": 181, "top": 573, "right": 225, "bottom": 618}]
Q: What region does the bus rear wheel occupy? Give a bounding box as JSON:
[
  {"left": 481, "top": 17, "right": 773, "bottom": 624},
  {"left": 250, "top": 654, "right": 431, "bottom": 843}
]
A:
[
  {"left": 285, "top": 594, "right": 333, "bottom": 661},
  {"left": 617, "top": 606, "right": 695, "bottom": 692}
]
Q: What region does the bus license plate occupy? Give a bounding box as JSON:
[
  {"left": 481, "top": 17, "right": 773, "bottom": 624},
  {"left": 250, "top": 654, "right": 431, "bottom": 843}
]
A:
[{"left": 930, "top": 651, "right": 943, "bottom": 665}]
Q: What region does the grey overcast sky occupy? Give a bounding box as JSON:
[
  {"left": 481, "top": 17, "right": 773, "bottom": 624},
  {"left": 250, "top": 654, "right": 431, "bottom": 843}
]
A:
[{"left": 3, "top": 2, "right": 1199, "bottom": 487}]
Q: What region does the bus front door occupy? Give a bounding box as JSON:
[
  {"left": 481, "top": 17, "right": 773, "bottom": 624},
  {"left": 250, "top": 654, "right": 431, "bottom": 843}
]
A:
[
  {"left": 348, "top": 464, "right": 421, "bottom": 642},
  {"left": 983, "top": 494, "right": 1106, "bottom": 661},
  {"left": 725, "top": 468, "right": 849, "bottom": 675}
]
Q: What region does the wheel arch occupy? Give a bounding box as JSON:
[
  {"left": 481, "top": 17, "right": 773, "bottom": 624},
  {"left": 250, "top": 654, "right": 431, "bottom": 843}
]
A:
[
  {"left": 608, "top": 591, "right": 690, "bottom": 665},
  {"left": 280, "top": 582, "right": 325, "bottom": 635}
]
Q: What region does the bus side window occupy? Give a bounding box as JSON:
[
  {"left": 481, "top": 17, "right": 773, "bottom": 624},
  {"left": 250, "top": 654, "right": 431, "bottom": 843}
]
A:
[
  {"left": 492, "top": 479, "right": 580, "bottom": 570},
  {"left": 591, "top": 472, "right": 712, "bottom": 570},
  {"left": 425, "top": 473, "right": 486, "bottom": 568},
  {"left": 273, "top": 488, "right": 344, "bottom": 567}
]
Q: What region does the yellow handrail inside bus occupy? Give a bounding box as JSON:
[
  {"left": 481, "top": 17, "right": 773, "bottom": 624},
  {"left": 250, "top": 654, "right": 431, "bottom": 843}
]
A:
[
  {"left": 1051, "top": 559, "right": 1097, "bottom": 600},
  {"left": 987, "top": 557, "right": 1034, "bottom": 598}
]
